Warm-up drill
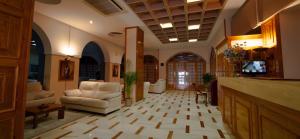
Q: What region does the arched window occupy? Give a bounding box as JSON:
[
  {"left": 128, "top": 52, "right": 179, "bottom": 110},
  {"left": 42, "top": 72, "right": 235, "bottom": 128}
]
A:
[
  {"left": 80, "top": 42, "right": 105, "bottom": 82},
  {"left": 28, "top": 29, "right": 45, "bottom": 83}
]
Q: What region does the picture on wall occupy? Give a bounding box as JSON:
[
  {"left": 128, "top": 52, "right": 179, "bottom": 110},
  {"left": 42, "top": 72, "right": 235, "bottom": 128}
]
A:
[
  {"left": 113, "top": 64, "right": 119, "bottom": 77},
  {"left": 59, "top": 59, "right": 75, "bottom": 81}
]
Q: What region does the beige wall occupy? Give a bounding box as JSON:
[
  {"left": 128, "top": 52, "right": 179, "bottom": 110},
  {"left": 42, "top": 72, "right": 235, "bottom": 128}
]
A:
[
  {"left": 33, "top": 12, "right": 125, "bottom": 102},
  {"left": 33, "top": 12, "right": 124, "bottom": 63},
  {"left": 144, "top": 49, "right": 159, "bottom": 60},
  {"left": 158, "top": 47, "right": 211, "bottom": 79},
  {"left": 279, "top": 5, "right": 300, "bottom": 79},
  {"left": 44, "top": 55, "right": 80, "bottom": 103},
  {"left": 105, "top": 62, "right": 121, "bottom": 82}
]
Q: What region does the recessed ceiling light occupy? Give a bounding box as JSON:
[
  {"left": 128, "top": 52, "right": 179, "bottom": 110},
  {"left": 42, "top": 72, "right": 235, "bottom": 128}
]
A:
[
  {"left": 188, "top": 24, "right": 200, "bottom": 30},
  {"left": 187, "top": 0, "right": 202, "bottom": 3},
  {"left": 189, "top": 39, "right": 197, "bottom": 42},
  {"left": 160, "top": 23, "right": 173, "bottom": 28},
  {"left": 169, "top": 38, "right": 178, "bottom": 42},
  {"left": 89, "top": 20, "right": 93, "bottom": 24}
]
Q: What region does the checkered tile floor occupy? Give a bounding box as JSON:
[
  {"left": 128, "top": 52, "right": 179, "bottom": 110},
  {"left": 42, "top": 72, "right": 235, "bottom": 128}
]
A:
[{"left": 33, "top": 90, "right": 234, "bottom": 139}]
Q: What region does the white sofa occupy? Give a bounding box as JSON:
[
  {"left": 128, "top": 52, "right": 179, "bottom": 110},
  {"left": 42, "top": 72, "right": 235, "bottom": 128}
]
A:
[
  {"left": 26, "top": 81, "right": 55, "bottom": 108},
  {"left": 144, "top": 82, "right": 150, "bottom": 98},
  {"left": 60, "top": 81, "right": 121, "bottom": 114},
  {"left": 149, "top": 79, "right": 166, "bottom": 94}
]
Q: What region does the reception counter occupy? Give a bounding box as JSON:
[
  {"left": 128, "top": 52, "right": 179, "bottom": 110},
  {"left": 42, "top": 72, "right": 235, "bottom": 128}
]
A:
[{"left": 218, "top": 77, "right": 300, "bottom": 139}]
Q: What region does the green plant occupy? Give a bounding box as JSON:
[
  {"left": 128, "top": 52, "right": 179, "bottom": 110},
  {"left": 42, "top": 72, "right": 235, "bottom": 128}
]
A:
[
  {"left": 203, "top": 73, "right": 214, "bottom": 87},
  {"left": 124, "top": 72, "right": 137, "bottom": 99}
]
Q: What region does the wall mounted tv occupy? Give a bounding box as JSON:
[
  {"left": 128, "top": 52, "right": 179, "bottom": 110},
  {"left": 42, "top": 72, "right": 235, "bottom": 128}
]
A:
[{"left": 242, "top": 61, "right": 267, "bottom": 74}]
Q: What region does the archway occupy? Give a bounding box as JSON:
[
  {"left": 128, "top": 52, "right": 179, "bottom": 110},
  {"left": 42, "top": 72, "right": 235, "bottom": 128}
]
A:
[
  {"left": 28, "top": 29, "right": 45, "bottom": 84},
  {"left": 166, "top": 52, "right": 206, "bottom": 90},
  {"left": 80, "top": 42, "right": 105, "bottom": 82},
  {"left": 144, "top": 55, "right": 159, "bottom": 83}
]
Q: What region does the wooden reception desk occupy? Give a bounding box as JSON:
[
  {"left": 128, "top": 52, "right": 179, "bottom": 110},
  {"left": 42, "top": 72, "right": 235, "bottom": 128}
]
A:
[{"left": 218, "top": 77, "right": 300, "bottom": 139}]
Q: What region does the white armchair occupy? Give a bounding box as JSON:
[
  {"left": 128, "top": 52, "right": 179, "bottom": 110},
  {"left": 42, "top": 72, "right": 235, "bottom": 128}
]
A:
[
  {"left": 149, "top": 79, "right": 166, "bottom": 94},
  {"left": 144, "top": 82, "right": 150, "bottom": 98}
]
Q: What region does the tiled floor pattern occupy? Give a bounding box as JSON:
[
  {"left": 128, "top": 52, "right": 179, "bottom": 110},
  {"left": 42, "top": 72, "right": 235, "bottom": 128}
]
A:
[{"left": 33, "top": 90, "right": 234, "bottom": 139}]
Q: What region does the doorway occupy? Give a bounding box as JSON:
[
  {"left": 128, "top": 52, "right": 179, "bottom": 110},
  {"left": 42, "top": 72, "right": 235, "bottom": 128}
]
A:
[
  {"left": 144, "top": 55, "right": 159, "bottom": 83},
  {"left": 167, "top": 53, "right": 206, "bottom": 90}
]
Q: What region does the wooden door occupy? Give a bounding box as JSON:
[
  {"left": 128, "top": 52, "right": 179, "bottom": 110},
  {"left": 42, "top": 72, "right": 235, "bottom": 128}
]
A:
[{"left": 0, "top": 0, "right": 35, "bottom": 139}]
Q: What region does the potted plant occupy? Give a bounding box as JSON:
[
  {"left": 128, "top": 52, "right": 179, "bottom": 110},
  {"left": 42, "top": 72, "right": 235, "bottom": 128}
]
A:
[
  {"left": 124, "top": 71, "right": 137, "bottom": 106},
  {"left": 203, "top": 73, "right": 214, "bottom": 91}
]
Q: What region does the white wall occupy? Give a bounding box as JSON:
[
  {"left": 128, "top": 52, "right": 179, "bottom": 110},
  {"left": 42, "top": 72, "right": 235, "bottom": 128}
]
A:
[
  {"left": 158, "top": 46, "right": 211, "bottom": 79},
  {"left": 279, "top": 5, "right": 300, "bottom": 79},
  {"left": 33, "top": 12, "right": 124, "bottom": 64}
]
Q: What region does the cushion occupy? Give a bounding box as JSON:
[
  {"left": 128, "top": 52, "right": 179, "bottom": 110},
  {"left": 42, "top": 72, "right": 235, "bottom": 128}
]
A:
[
  {"left": 99, "top": 92, "right": 121, "bottom": 100},
  {"left": 98, "top": 83, "right": 120, "bottom": 92},
  {"left": 65, "top": 89, "right": 82, "bottom": 97},
  {"left": 27, "top": 82, "right": 42, "bottom": 93},
  {"left": 35, "top": 91, "right": 54, "bottom": 99},
  {"left": 79, "top": 81, "right": 99, "bottom": 91},
  {"left": 80, "top": 90, "right": 115, "bottom": 99},
  {"left": 60, "top": 96, "right": 109, "bottom": 108},
  {"left": 26, "top": 97, "right": 55, "bottom": 107},
  {"left": 26, "top": 92, "right": 37, "bottom": 101}
]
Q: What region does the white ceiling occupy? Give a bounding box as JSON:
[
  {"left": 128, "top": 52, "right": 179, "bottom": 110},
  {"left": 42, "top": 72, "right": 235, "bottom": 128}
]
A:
[{"left": 34, "top": 0, "right": 245, "bottom": 49}]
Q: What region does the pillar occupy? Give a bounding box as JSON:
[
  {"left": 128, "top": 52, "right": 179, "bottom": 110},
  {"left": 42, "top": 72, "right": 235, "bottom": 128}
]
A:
[{"left": 125, "top": 27, "right": 144, "bottom": 102}]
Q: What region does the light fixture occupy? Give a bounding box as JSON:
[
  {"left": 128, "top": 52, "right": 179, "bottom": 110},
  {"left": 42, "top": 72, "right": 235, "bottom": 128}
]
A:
[
  {"left": 169, "top": 38, "right": 178, "bottom": 42},
  {"left": 188, "top": 24, "right": 200, "bottom": 30},
  {"left": 187, "top": 0, "right": 202, "bottom": 3},
  {"left": 62, "top": 26, "right": 75, "bottom": 56},
  {"left": 89, "top": 20, "right": 93, "bottom": 24},
  {"left": 229, "top": 34, "right": 264, "bottom": 50},
  {"left": 189, "top": 39, "right": 197, "bottom": 42},
  {"left": 160, "top": 23, "right": 173, "bottom": 28},
  {"left": 231, "top": 39, "right": 263, "bottom": 50}
]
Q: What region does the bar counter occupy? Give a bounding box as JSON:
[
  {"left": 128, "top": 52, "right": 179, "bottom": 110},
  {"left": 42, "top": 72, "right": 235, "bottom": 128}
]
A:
[
  {"left": 217, "top": 77, "right": 300, "bottom": 139},
  {"left": 218, "top": 77, "right": 300, "bottom": 111}
]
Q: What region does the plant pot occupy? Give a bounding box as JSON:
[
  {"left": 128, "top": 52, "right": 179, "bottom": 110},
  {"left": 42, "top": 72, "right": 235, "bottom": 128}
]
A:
[{"left": 125, "top": 98, "right": 133, "bottom": 106}]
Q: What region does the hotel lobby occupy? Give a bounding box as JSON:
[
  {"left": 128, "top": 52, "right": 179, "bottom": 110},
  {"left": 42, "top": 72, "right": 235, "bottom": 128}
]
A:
[{"left": 0, "top": 0, "right": 300, "bottom": 139}]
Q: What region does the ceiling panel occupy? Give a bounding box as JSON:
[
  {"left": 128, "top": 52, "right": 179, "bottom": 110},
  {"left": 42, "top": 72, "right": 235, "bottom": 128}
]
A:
[{"left": 124, "top": 0, "right": 225, "bottom": 44}]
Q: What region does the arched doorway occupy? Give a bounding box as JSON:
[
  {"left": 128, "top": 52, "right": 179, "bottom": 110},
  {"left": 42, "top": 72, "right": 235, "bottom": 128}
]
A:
[
  {"left": 80, "top": 42, "right": 105, "bottom": 82},
  {"left": 167, "top": 52, "right": 206, "bottom": 90},
  {"left": 28, "top": 29, "right": 45, "bottom": 83},
  {"left": 144, "top": 55, "right": 159, "bottom": 83}
]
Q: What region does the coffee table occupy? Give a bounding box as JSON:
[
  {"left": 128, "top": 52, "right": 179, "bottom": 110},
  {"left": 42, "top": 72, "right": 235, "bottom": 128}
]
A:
[{"left": 26, "top": 104, "right": 65, "bottom": 129}]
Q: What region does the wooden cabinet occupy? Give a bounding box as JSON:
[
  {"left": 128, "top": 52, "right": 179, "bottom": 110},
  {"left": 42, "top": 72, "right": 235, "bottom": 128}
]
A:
[{"left": 219, "top": 86, "right": 300, "bottom": 139}]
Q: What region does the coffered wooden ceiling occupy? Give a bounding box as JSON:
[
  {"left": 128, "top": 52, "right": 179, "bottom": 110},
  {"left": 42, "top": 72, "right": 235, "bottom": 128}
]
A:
[{"left": 124, "top": 0, "right": 226, "bottom": 44}]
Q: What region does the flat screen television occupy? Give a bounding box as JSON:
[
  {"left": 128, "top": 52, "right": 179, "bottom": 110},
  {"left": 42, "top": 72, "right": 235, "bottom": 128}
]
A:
[{"left": 242, "top": 61, "right": 267, "bottom": 74}]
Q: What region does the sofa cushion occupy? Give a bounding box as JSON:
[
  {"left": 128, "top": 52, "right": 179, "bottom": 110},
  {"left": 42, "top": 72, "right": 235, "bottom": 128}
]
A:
[
  {"left": 98, "top": 82, "right": 120, "bottom": 92},
  {"left": 65, "top": 89, "right": 82, "bottom": 97},
  {"left": 26, "top": 91, "right": 54, "bottom": 101},
  {"left": 60, "top": 96, "right": 109, "bottom": 108},
  {"left": 26, "top": 97, "right": 55, "bottom": 108},
  {"left": 26, "top": 92, "right": 37, "bottom": 101},
  {"left": 27, "top": 82, "right": 42, "bottom": 93},
  {"left": 98, "top": 92, "right": 121, "bottom": 100},
  {"left": 79, "top": 81, "right": 99, "bottom": 91},
  {"left": 80, "top": 90, "right": 119, "bottom": 100}
]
